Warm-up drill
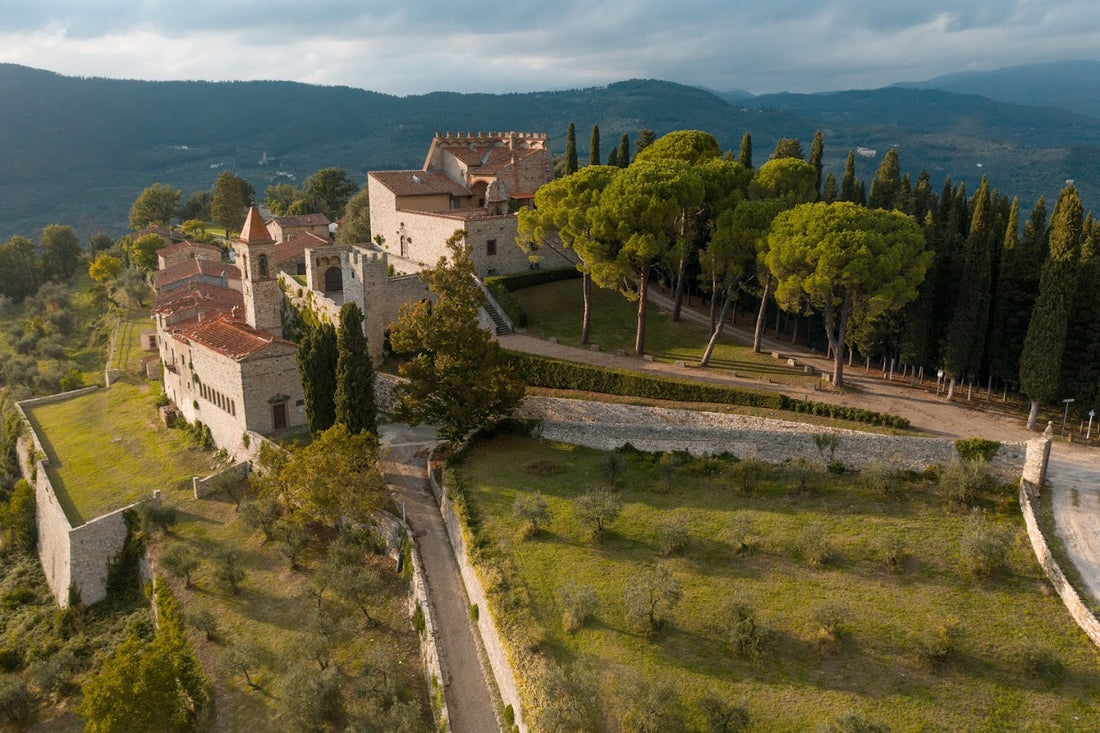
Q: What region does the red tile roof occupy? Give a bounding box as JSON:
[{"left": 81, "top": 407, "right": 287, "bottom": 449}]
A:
[
  {"left": 370, "top": 170, "right": 472, "bottom": 197},
  {"left": 239, "top": 206, "right": 275, "bottom": 244},
  {"left": 153, "top": 282, "right": 243, "bottom": 318},
  {"left": 177, "top": 316, "right": 292, "bottom": 361},
  {"left": 156, "top": 239, "right": 223, "bottom": 257},
  {"left": 274, "top": 231, "right": 331, "bottom": 265},
  {"left": 269, "top": 213, "right": 331, "bottom": 228},
  {"left": 156, "top": 257, "right": 241, "bottom": 290}
]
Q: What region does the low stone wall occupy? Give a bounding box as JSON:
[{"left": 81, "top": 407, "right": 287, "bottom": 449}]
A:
[
  {"left": 431, "top": 450, "right": 525, "bottom": 733},
  {"left": 519, "top": 396, "right": 1026, "bottom": 479},
  {"left": 372, "top": 511, "right": 451, "bottom": 732},
  {"left": 192, "top": 462, "right": 251, "bottom": 499},
  {"left": 1018, "top": 438, "right": 1100, "bottom": 650}
]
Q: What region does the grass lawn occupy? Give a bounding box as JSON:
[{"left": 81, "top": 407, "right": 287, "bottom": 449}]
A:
[
  {"left": 454, "top": 434, "right": 1100, "bottom": 731},
  {"left": 154, "top": 478, "right": 433, "bottom": 730},
  {"left": 23, "top": 381, "right": 216, "bottom": 524},
  {"left": 109, "top": 307, "right": 154, "bottom": 374},
  {"left": 514, "top": 280, "right": 817, "bottom": 385}
]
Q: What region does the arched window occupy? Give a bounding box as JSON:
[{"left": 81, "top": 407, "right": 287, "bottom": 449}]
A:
[{"left": 258, "top": 254, "right": 268, "bottom": 278}]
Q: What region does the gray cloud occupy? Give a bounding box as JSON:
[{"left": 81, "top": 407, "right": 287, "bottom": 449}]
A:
[{"left": 0, "top": 1, "right": 1098, "bottom": 94}]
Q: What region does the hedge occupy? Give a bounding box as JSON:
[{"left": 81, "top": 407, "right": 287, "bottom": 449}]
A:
[
  {"left": 484, "top": 268, "right": 582, "bottom": 329},
  {"left": 508, "top": 351, "right": 910, "bottom": 430}
]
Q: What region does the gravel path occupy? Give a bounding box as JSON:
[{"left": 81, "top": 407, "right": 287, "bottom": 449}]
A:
[
  {"left": 1047, "top": 443, "right": 1100, "bottom": 605},
  {"left": 380, "top": 423, "right": 500, "bottom": 733}
]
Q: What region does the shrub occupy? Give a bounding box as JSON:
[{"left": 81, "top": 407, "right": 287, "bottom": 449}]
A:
[
  {"left": 573, "top": 486, "right": 622, "bottom": 538},
  {"left": 214, "top": 550, "right": 246, "bottom": 593},
  {"left": 917, "top": 615, "right": 962, "bottom": 670},
  {"left": 795, "top": 522, "right": 834, "bottom": 566},
  {"left": 239, "top": 496, "right": 281, "bottom": 540},
  {"left": 725, "top": 601, "right": 766, "bottom": 659},
  {"left": 939, "top": 458, "right": 995, "bottom": 506},
  {"left": 513, "top": 492, "right": 552, "bottom": 538},
  {"left": 599, "top": 452, "right": 627, "bottom": 487},
  {"left": 139, "top": 502, "right": 178, "bottom": 535},
  {"left": 954, "top": 438, "right": 1000, "bottom": 463},
  {"left": 0, "top": 674, "right": 32, "bottom": 726},
  {"left": 877, "top": 534, "right": 907, "bottom": 572},
  {"left": 728, "top": 513, "right": 755, "bottom": 555},
  {"left": 1019, "top": 645, "right": 1065, "bottom": 682},
  {"left": 619, "top": 673, "right": 684, "bottom": 733},
  {"left": 731, "top": 459, "right": 768, "bottom": 495},
  {"left": 958, "top": 508, "right": 1012, "bottom": 578},
  {"left": 860, "top": 460, "right": 900, "bottom": 495},
  {"left": 559, "top": 580, "right": 599, "bottom": 632},
  {"left": 813, "top": 432, "right": 840, "bottom": 462},
  {"left": 818, "top": 712, "right": 892, "bottom": 732},
  {"left": 813, "top": 603, "right": 848, "bottom": 643},
  {"left": 786, "top": 457, "right": 825, "bottom": 495},
  {"left": 654, "top": 512, "right": 689, "bottom": 556},
  {"left": 188, "top": 609, "right": 218, "bottom": 642},
  {"left": 160, "top": 544, "right": 200, "bottom": 589},
  {"left": 694, "top": 693, "right": 750, "bottom": 733}
]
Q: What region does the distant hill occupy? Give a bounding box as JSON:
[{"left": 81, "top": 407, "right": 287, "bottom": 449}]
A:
[
  {"left": 2, "top": 64, "right": 1100, "bottom": 240},
  {"left": 895, "top": 59, "right": 1100, "bottom": 120}
]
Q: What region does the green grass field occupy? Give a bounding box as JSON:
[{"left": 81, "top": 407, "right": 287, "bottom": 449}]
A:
[
  {"left": 454, "top": 435, "right": 1100, "bottom": 731},
  {"left": 514, "top": 280, "right": 816, "bottom": 385},
  {"left": 108, "top": 308, "right": 154, "bottom": 374},
  {"left": 24, "top": 382, "right": 215, "bottom": 524}
]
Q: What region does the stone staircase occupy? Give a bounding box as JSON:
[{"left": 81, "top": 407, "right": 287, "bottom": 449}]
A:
[{"left": 482, "top": 299, "right": 512, "bottom": 335}]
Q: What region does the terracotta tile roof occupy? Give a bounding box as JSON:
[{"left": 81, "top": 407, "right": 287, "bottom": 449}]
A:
[
  {"left": 156, "top": 239, "right": 223, "bottom": 257},
  {"left": 470, "top": 146, "right": 541, "bottom": 175},
  {"left": 274, "top": 231, "right": 331, "bottom": 265},
  {"left": 177, "top": 316, "right": 293, "bottom": 361},
  {"left": 370, "top": 170, "right": 472, "bottom": 198},
  {"left": 155, "top": 257, "right": 241, "bottom": 290},
  {"left": 269, "top": 213, "right": 331, "bottom": 228},
  {"left": 239, "top": 206, "right": 275, "bottom": 244},
  {"left": 444, "top": 146, "right": 491, "bottom": 166},
  {"left": 153, "top": 282, "right": 243, "bottom": 318}
]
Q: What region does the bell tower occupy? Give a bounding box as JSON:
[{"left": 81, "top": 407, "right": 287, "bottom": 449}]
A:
[{"left": 233, "top": 206, "right": 283, "bottom": 336}]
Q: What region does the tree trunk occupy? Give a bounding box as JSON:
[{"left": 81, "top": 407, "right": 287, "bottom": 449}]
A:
[
  {"left": 753, "top": 277, "right": 771, "bottom": 353},
  {"left": 699, "top": 291, "right": 731, "bottom": 367},
  {"left": 709, "top": 274, "right": 719, "bottom": 332},
  {"left": 672, "top": 255, "right": 685, "bottom": 321},
  {"left": 946, "top": 378, "right": 956, "bottom": 400},
  {"left": 1026, "top": 399, "right": 1040, "bottom": 431},
  {"left": 823, "top": 294, "right": 851, "bottom": 387},
  {"left": 791, "top": 314, "right": 799, "bottom": 344},
  {"left": 580, "top": 272, "right": 592, "bottom": 345},
  {"left": 635, "top": 265, "right": 650, "bottom": 356}
]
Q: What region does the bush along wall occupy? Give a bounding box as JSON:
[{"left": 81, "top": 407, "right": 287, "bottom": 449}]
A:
[
  {"left": 508, "top": 351, "right": 910, "bottom": 430},
  {"left": 484, "top": 268, "right": 581, "bottom": 330}
]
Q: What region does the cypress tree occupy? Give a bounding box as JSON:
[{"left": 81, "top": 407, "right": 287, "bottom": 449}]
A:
[
  {"left": 771, "top": 138, "right": 803, "bottom": 160},
  {"left": 334, "top": 301, "right": 378, "bottom": 435},
  {"left": 987, "top": 197, "right": 1024, "bottom": 386},
  {"left": 617, "top": 133, "right": 631, "bottom": 168},
  {"left": 589, "top": 125, "right": 601, "bottom": 166},
  {"left": 943, "top": 176, "right": 994, "bottom": 396},
  {"left": 738, "top": 132, "right": 753, "bottom": 170},
  {"left": 296, "top": 323, "right": 337, "bottom": 435},
  {"left": 867, "top": 149, "right": 901, "bottom": 210},
  {"left": 809, "top": 130, "right": 824, "bottom": 199},
  {"left": 840, "top": 150, "right": 857, "bottom": 202},
  {"left": 1020, "top": 185, "right": 1083, "bottom": 429},
  {"left": 636, "top": 129, "right": 656, "bottom": 159},
  {"left": 1060, "top": 216, "right": 1100, "bottom": 412},
  {"left": 565, "top": 123, "right": 578, "bottom": 175},
  {"left": 856, "top": 181, "right": 867, "bottom": 206},
  {"left": 606, "top": 147, "right": 619, "bottom": 167},
  {"left": 821, "top": 173, "right": 838, "bottom": 203}
]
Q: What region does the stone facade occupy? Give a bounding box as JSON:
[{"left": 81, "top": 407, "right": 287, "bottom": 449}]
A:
[
  {"left": 156, "top": 240, "right": 224, "bottom": 271},
  {"left": 266, "top": 213, "right": 331, "bottom": 243}
]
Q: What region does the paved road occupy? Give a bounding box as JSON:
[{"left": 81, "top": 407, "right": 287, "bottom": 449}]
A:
[
  {"left": 1046, "top": 443, "right": 1100, "bottom": 605},
  {"left": 379, "top": 423, "right": 500, "bottom": 733}
]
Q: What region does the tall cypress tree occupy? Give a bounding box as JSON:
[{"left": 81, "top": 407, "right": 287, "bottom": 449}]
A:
[
  {"left": 1060, "top": 216, "right": 1100, "bottom": 412},
  {"left": 589, "top": 125, "right": 601, "bottom": 166},
  {"left": 334, "top": 301, "right": 378, "bottom": 435},
  {"left": 821, "top": 173, "right": 838, "bottom": 203},
  {"left": 606, "top": 147, "right": 619, "bottom": 167},
  {"left": 565, "top": 123, "right": 578, "bottom": 175},
  {"left": 987, "top": 197, "right": 1024, "bottom": 386},
  {"left": 636, "top": 129, "right": 656, "bottom": 159},
  {"left": 867, "top": 149, "right": 901, "bottom": 210},
  {"left": 809, "top": 130, "right": 824, "bottom": 200},
  {"left": 943, "top": 176, "right": 994, "bottom": 396},
  {"left": 1020, "top": 184, "right": 1083, "bottom": 429},
  {"left": 617, "top": 133, "right": 631, "bottom": 168},
  {"left": 296, "top": 322, "right": 338, "bottom": 435},
  {"left": 840, "top": 150, "right": 857, "bottom": 202},
  {"left": 738, "top": 132, "right": 753, "bottom": 170}
]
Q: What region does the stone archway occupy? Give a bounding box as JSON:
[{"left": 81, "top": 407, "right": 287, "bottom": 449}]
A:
[{"left": 324, "top": 266, "right": 343, "bottom": 292}]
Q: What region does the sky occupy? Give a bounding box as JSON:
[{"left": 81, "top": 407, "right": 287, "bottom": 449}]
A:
[{"left": 1, "top": 1, "right": 1099, "bottom": 96}]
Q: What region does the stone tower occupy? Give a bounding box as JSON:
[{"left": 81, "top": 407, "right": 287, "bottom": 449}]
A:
[{"left": 234, "top": 206, "right": 283, "bottom": 336}]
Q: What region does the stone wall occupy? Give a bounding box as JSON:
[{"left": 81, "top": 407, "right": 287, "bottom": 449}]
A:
[
  {"left": 371, "top": 511, "right": 451, "bottom": 732},
  {"left": 192, "top": 461, "right": 250, "bottom": 499},
  {"left": 431, "top": 450, "right": 526, "bottom": 733},
  {"left": 16, "top": 390, "right": 151, "bottom": 607},
  {"left": 519, "top": 396, "right": 1026, "bottom": 478},
  {"left": 1018, "top": 438, "right": 1100, "bottom": 650}
]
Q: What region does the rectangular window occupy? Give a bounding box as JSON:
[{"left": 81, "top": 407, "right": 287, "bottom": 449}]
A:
[{"left": 486, "top": 239, "right": 497, "bottom": 256}]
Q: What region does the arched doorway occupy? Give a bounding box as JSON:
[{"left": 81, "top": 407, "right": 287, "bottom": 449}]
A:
[{"left": 324, "top": 266, "right": 342, "bottom": 292}]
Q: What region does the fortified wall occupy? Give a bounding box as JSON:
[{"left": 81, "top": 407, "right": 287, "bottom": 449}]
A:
[{"left": 16, "top": 388, "right": 155, "bottom": 607}]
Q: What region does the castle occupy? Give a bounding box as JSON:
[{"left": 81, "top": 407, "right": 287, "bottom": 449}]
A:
[{"left": 152, "top": 132, "right": 570, "bottom": 458}]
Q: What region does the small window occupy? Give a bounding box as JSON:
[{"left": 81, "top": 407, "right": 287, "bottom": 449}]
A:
[
  {"left": 258, "top": 254, "right": 268, "bottom": 278},
  {"left": 486, "top": 239, "right": 497, "bottom": 256}
]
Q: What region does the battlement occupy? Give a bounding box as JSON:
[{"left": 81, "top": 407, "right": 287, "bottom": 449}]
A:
[{"left": 435, "top": 131, "right": 548, "bottom": 141}]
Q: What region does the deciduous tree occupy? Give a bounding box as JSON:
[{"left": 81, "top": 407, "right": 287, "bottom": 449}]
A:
[
  {"left": 129, "top": 183, "right": 181, "bottom": 230},
  {"left": 305, "top": 167, "right": 358, "bottom": 221},
  {"left": 129, "top": 234, "right": 165, "bottom": 272},
  {"left": 88, "top": 253, "right": 122, "bottom": 283},
  {"left": 336, "top": 187, "right": 371, "bottom": 244},
  {"left": 39, "top": 224, "right": 82, "bottom": 280},
  {"left": 211, "top": 171, "right": 248, "bottom": 235}
]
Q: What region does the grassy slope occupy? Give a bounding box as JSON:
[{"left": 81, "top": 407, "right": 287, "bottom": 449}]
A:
[
  {"left": 24, "top": 381, "right": 214, "bottom": 524},
  {"left": 514, "top": 280, "right": 817, "bottom": 386},
  {"left": 456, "top": 435, "right": 1100, "bottom": 730}
]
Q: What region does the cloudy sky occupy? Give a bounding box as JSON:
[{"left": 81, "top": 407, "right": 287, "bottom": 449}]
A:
[{"left": 1, "top": 1, "right": 1098, "bottom": 95}]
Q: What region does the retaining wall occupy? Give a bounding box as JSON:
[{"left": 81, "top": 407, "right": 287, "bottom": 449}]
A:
[
  {"left": 372, "top": 511, "right": 451, "bottom": 732},
  {"left": 431, "top": 449, "right": 526, "bottom": 733},
  {"left": 192, "top": 461, "right": 251, "bottom": 499},
  {"left": 16, "top": 388, "right": 153, "bottom": 606},
  {"left": 1018, "top": 438, "right": 1100, "bottom": 649}
]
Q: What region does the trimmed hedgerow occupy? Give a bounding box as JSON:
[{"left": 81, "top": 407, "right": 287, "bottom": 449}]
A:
[
  {"left": 485, "top": 268, "right": 581, "bottom": 330},
  {"left": 507, "top": 351, "right": 909, "bottom": 429}
]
